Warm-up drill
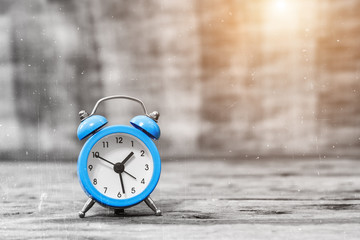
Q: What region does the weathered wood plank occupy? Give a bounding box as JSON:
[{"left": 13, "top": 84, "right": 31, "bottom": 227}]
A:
[{"left": 1, "top": 158, "right": 359, "bottom": 239}]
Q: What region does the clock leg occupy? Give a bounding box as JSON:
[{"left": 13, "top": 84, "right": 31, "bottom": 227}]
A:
[
  {"left": 79, "top": 198, "right": 96, "bottom": 218},
  {"left": 144, "top": 196, "right": 162, "bottom": 216}
]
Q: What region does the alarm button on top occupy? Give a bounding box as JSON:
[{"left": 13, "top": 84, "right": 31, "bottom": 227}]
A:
[{"left": 77, "top": 115, "right": 108, "bottom": 140}]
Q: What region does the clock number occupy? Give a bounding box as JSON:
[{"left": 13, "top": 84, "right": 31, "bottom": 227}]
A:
[
  {"left": 131, "top": 140, "right": 134, "bottom": 147},
  {"left": 104, "top": 187, "right": 107, "bottom": 193},
  {"left": 102, "top": 141, "right": 109, "bottom": 148},
  {"left": 93, "top": 178, "right": 97, "bottom": 185},
  {"left": 92, "top": 152, "right": 99, "bottom": 158},
  {"left": 145, "top": 164, "right": 149, "bottom": 171},
  {"left": 140, "top": 150, "right": 145, "bottom": 157},
  {"left": 88, "top": 165, "right": 93, "bottom": 171},
  {"left": 116, "top": 137, "right": 123, "bottom": 144},
  {"left": 141, "top": 178, "right": 145, "bottom": 184},
  {"left": 117, "top": 192, "right": 122, "bottom": 198},
  {"left": 131, "top": 187, "right": 136, "bottom": 194}
]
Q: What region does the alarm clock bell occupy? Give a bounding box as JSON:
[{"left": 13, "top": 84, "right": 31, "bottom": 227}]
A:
[
  {"left": 77, "top": 115, "right": 108, "bottom": 140},
  {"left": 130, "top": 114, "right": 160, "bottom": 140}
]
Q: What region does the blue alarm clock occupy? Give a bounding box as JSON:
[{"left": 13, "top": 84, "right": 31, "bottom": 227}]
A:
[{"left": 76, "top": 95, "right": 162, "bottom": 218}]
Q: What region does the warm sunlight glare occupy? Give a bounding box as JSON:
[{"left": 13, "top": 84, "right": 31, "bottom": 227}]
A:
[
  {"left": 265, "top": 0, "right": 299, "bottom": 31},
  {"left": 268, "top": 0, "right": 295, "bottom": 18},
  {"left": 274, "top": 0, "right": 287, "bottom": 12}
]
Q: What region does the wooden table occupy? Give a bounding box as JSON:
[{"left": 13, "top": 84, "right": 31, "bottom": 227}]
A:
[{"left": 1, "top": 158, "right": 359, "bottom": 239}]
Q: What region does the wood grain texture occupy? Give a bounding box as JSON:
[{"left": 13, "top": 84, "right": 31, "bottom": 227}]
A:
[{"left": 1, "top": 158, "right": 360, "bottom": 239}]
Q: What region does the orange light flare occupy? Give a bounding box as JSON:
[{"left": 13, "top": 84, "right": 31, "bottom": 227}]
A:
[{"left": 264, "top": 0, "right": 302, "bottom": 31}]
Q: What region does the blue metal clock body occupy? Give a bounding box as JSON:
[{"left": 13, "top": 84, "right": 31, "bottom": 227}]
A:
[
  {"left": 77, "top": 125, "right": 161, "bottom": 208},
  {"left": 76, "top": 95, "right": 163, "bottom": 218}
]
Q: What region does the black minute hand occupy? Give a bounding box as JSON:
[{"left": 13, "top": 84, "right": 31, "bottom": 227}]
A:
[
  {"left": 119, "top": 173, "right": 125, "bottom": 194},
  {"left": 121, "top": 152, "right": 134, "bottom": 165}
]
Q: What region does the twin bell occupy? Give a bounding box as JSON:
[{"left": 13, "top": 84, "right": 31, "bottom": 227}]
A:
[{"left": 76, "top": 110, "right": 161, "bottom": 141}]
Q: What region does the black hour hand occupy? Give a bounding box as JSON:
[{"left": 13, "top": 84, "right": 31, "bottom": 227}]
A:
[{"left": 121, "top": 152, "right": 134, "bottom": 165}]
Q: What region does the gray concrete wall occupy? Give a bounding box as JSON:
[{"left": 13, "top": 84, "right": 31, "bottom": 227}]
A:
[{"left": 0, "top": 0, "right": 359, "bottom": 160}]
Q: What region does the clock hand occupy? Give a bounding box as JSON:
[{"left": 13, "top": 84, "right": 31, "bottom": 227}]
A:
[
  {"left": 119, "top": 173, "right": 125, "bottom": 194},
  {"left": 96, "top": 155, "right": 115, "bottom": 166},
  {"left": 124, "top": 170, "right": 136, "bottom": 180},
  {"left": 121, "top": 152, "right": 134, "bottom": 165}
]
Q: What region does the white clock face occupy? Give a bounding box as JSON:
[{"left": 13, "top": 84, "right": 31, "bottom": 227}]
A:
[{"left": 87, "top": 133, "right": 154, "bottom": 200}]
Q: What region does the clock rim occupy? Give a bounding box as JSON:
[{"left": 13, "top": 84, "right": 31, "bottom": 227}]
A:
[{"left": 77, "top": 125, "right": 161, "bottom": 208}]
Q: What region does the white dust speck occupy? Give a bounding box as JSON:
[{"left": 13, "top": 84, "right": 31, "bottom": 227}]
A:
[{"left": 38, "top": 193, "right": 48, "bottom": 212}]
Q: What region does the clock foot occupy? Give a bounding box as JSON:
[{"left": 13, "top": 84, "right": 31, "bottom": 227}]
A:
[
  {"left": 114, "top": 208, "right": 125, "bottom": 215},
  {"left": 79, "top": 198, "right": 96, "bottom": 218},
  {"left": 144, "top": 196, "right": 162, "bottom": 216}
]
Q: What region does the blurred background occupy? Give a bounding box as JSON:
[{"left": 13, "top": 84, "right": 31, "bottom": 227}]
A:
[{"left": 0, "top": 0, "right": 359, "bottom": 161}]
